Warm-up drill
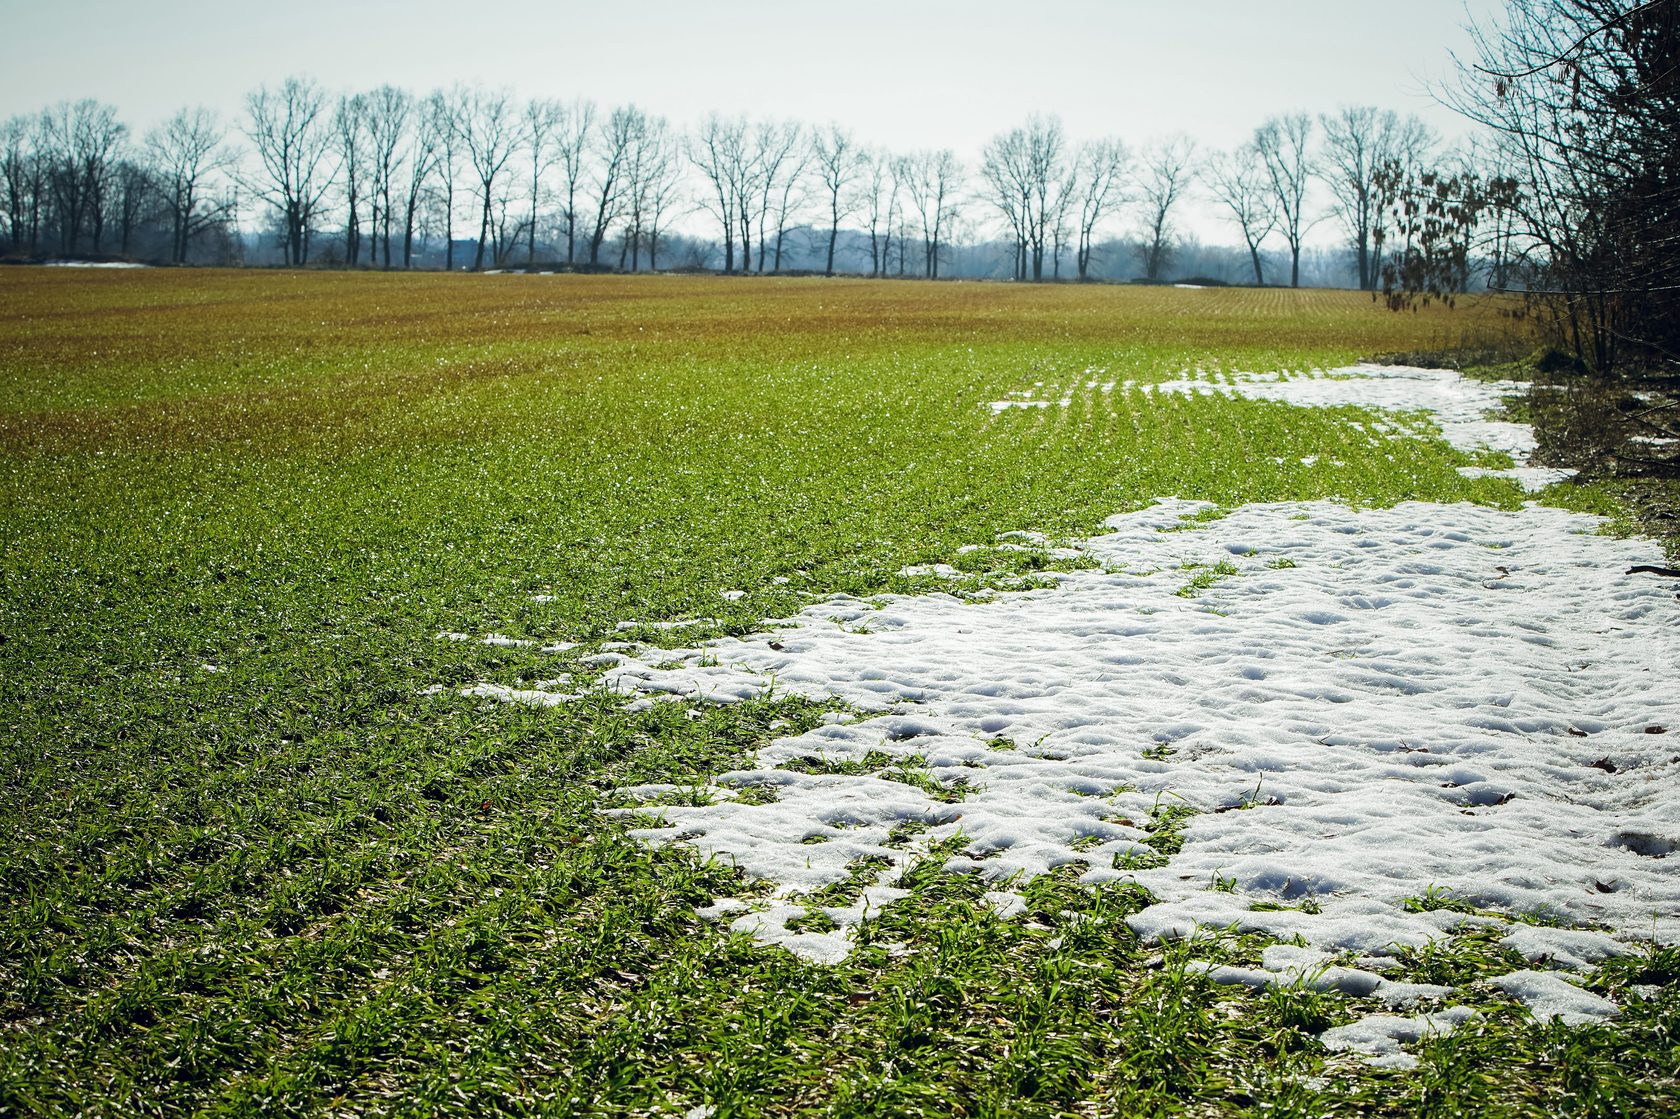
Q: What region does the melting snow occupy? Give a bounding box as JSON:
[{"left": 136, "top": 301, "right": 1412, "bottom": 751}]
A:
[
  {"left": 1488, "top": 969, "right": 1620, "bottom": 1025},
  {"left": 438, "top": 631, "right": 536, "bottom": 648},
  {"left": 1193, "top": 947, "right": 1451, "bottom": 1007},
  {"left": 1142, "top": 363, "right": 1576, "bottom": 492},
  {"left": 438, "top": 362, "right": 1676, "bottom": 1060},
  {"left": 587, "top": 494, "right": 1677, "bottom": 973},
  {"left": 1321, "top": 1006, "right": 1480, "bottom": 1069}
]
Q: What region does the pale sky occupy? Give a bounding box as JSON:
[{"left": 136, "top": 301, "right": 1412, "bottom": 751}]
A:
[
  {"left": 1, "top": 0, "right": 1506, "bottom": 247},
  {"left": 2, "top": 1, "right": 1501, "bottom": 146}
]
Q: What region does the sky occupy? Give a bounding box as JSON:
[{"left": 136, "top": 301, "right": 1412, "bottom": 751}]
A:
[{"left": 1, "top": 0, "right": 1508, "bottom": 246}]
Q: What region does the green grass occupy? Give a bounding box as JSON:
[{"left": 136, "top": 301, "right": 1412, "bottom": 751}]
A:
[{"left": 2, "top": 270, "right": 1673, "bottom": 1115}]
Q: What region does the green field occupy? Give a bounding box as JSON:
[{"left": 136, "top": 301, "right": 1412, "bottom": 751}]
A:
[{"left": 2, "top": 270, "right": 1672, "bottom": 1117}]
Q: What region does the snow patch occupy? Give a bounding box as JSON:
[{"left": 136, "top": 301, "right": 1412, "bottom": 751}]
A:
[
  {"left": 1488, "top": 969, "right": 1620, "bottom": 1025},
  {"left": 459, "top": 683, "right": 578, "bottom": 706},
  {"left": 438, "top": 631, "right": 536, "bottom": 648},
  {"left": 587, "top": 497, "right": 1677, "bottom": 963},
  {"left": 1321, "top": 1006, "right": 1479, "bottom": 1069},
  {"left": 898, "top": 563, "right": 962, "bottom": 578},
  {"left": 42, "top": 260, "right": 149, "bottom": 269},
  {"left": 1193, "top": 950, "right": 1451, "bottom": 1006},
  {"left": 1500, "top": 924, "right": 1630, "bottom": 970}
]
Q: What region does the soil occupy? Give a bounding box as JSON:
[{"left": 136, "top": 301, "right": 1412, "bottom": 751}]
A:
[{"left": 1521, "top": 372, "right": 1680, "bottom": 552}]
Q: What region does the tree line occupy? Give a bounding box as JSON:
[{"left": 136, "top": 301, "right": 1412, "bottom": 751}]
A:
[{"left": 3, "top": 78, "right": 1517, "bottom": 293}]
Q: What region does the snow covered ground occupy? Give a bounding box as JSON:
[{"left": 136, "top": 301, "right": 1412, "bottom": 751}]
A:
[
  {"left": 443, "top": 364, "right": 1678, "bottom": 1063},
  {"left": 600, "top": 498, "right": 1676, "bottom": 952}
]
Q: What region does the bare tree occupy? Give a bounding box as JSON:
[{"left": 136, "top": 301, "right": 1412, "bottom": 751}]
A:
[
  {"left": 980, "top": 116, "right": 1067, "bottom": 281},
  {"left": 365, "top": 86, "right": 412, "bottom": 268},
  {"left": 1022, "top": 117, "right": 1066, "bottom": 280},
  {"left": 586, "top": 105, "right": 640, "bottom": 266},
  {"left": 334, "top": 93, "right": 371, "bottom": 266},
  {"left": 621, "top": 114, "right": 683, "bottom": 271},
  {"left": 1321, "top": 106, "right": 1382, "bottom": 290},
  {"left": 109, "top": 159, "right": 152, "bottom": 256},
  {"left": 82, "top": 106, "right": 129, "bottom": 254},
  {"left": 40, "top": 100, "right": 128, "bottom": 255},
  {"left": 732, "top": 125, "right": 767, "bottom": 274},
  {"left": 812, "top": 124, "right": 861, "bottom": 276},
  {"left": 1, "top": 115, "right": 40, "bottom": 253},
  {"left": 1442, "top": 0, "right": 1680, "bottom": 374},
  {"left": 753, "top": 121, "right": 807, "bottom": 273},
  {"left": 408, "top": 91, "right": 450, "bottom": 269},
  {"left": 1381, "top": 117, "right": 1439, "bottom": 286},
  {"left": 690, "top": 113, "right": 744, "bottom": 273},
  {"left": 1255, "top": 113, "right": 1316, "bottom": 288},
  {"left": 687, "top": 114, "right": 782, "bottom": 275},
  {"left": 1049, "top": 161, "right": 1077, "bottom": 278},
  {"left": 904, "top": 148, "right": 961, "bottom": 278},
  {"left": 523, "top": 97, "right": 564, "bottom": 264},
  {"left": 980, "top": 128, "right": 1030, "bottom": 279},
  {"left": 1135, "top": 135, "right": 1195, "bottom": 281},
  {"left": 894, "top": 197, "right": 911, "bottom": 276},
  {"left": 861, "top": 147, "right": 900, "bottom": 277},
  {"left": 145, "top": 107, "right": 230, "bottom": 264},
  {"left": 550, "top": 100, "right": 595, "bottom": 265},
  {"left": 457, "top": 86, "right": 521, "bottom": 271},
  {"left": 643, "top": 145, "right": 685, "bottom": 272},
  {"left": 1318, "top": 107, "right": 1436, "bottom": 290},
  {"left": 1202, "top": 143, "right": 1277, "bottom": 284},
  {"left": 245, "top": 77, "right": 335, "bottom": 266},
  {"left": 487, "top": 181, "right": 524, "bottom": 267},
  {"left": 1073, "top": 139, "right": 1128, "bottom": 280},
  {"left": 617, "top": 118, "right": 641, "bottom": 273}
]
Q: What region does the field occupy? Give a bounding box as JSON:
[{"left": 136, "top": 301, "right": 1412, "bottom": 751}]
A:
[{"left": 2, "top": 270, "right": 1675, "bottom": 1117}]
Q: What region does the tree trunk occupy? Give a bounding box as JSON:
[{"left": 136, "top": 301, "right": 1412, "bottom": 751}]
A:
[
  {"left": 444, "top": 183, "right": 455, "bottom": 271},
  {"left": 289, "top": 202, "right": 305, "bottom": 267},
  {"left": 528, "top": 167, "right": 539, "bottom": 265},
  {"left": 474, "top": 190, "right": 490, "bottom": 271},
  {"left": 172, "top": 200, "right": 186, "bottom": 264},
  {"left": 346, "top": 191, "right": 360, "bottom": 267}
]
